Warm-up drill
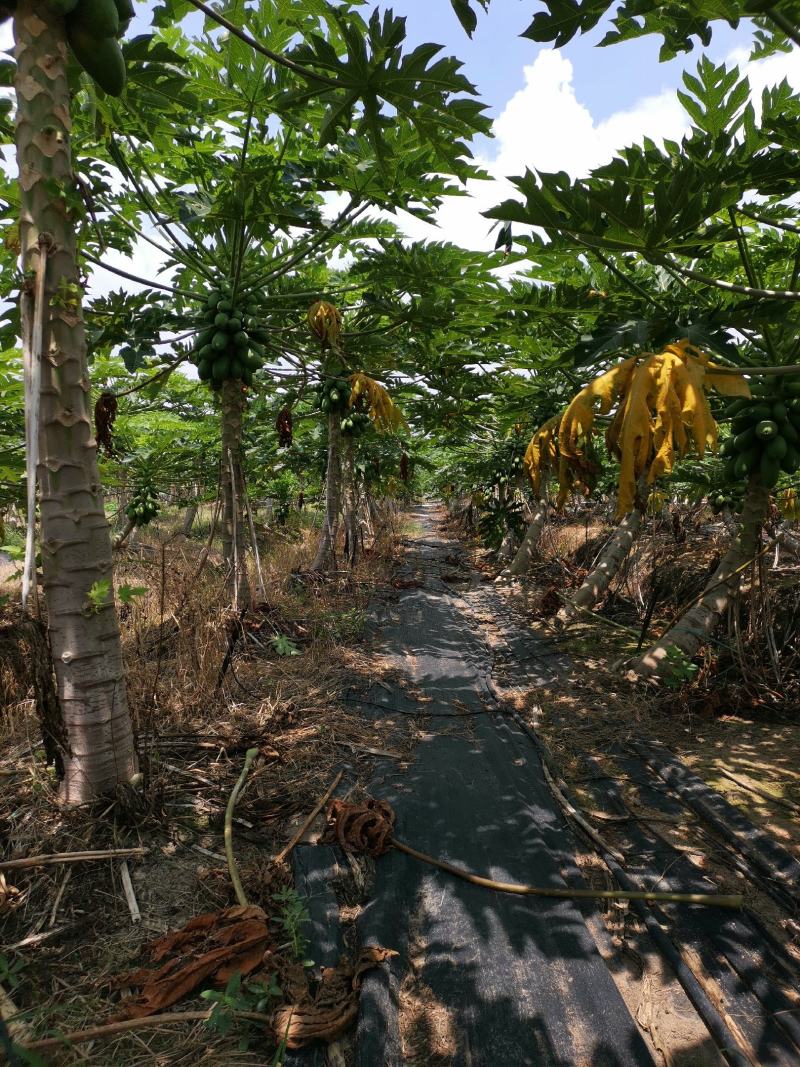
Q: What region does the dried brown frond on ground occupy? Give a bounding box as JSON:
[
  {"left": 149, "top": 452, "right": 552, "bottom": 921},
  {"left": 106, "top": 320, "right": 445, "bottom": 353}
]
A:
[{"left": 0, "top": 508, "right": 409, "bottom": 1065}]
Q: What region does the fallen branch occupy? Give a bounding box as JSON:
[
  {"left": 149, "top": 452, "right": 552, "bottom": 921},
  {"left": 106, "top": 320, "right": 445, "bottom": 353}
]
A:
[
  {"left": 0, "top": 848, "right": 147, "bottom": 872},
  {"left": 389, "top": 836, "right": 741, "bottom": 908},
  {"left": 13, "top": 1008, "right": 272, "bottom": 1055},
  {"left": 716, "top": 768, "right": 800, "bottom": 815},
  {"left": 274, "top": 770, "right": 344, "bottom": 866},
  {"left": 225, "top": 748, "right": 260, "bottom": 907}
]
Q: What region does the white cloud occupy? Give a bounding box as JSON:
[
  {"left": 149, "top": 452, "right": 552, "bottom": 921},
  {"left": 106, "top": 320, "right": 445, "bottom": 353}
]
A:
[
  {"left": 402, "top": 42, "right": 800, "bottom": 256},
  {"left": 397, "top": 49, "right": 688, "bottom": 254}
]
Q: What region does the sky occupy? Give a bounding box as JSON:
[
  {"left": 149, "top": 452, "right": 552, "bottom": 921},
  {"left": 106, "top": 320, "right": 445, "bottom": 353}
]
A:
[{"left": 2, "top": 2, "right": 800, "bottom": 289}]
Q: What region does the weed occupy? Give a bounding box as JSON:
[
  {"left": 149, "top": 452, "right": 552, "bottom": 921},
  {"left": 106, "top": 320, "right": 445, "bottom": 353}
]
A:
[
  {"left": 202, "top": 970, "right": 282, "bottom": 1051},
  {"left": 662, "top": 645, "right": 699, "bottom": 689},
  {"left": 271, "top": 887, "right": 312, "bottom": 963}
]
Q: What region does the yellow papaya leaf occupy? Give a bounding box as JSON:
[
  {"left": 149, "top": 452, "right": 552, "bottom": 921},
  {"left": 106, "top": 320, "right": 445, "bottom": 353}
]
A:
[
  {"left": 523, "top": 414, "right": 560, "bottom": 495},
  {"left": 706, "top": 365, "right": 752, "bottom": 398},
  {"left": 349, "top": 373, "right": 406, "bottom": 431}
]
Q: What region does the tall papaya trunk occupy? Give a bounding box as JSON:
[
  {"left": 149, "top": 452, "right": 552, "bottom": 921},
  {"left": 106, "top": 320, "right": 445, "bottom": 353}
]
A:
[
  {"left": 181, "top": 502, "right": 198, "bottom": 537},
  {"left": 630, "top": 480, "right": 770, "bottom": 680},
  {"left": 500, "top": 500, "right": 547, "bottom": 579},
  {"left": 557, "top": 507, "right": 643, "bottom": 623},
  {"left": 342, "top": 434, "right": 359, "bottom": 568},
  {"left": 310, "top": 411, "right": 343, "bottom": 572},
  {"left": 14, "top": 1, "right": 137, "bottom": 804},
  {"left": 220, "top": 380, "right": 250, "bottom": 608}
]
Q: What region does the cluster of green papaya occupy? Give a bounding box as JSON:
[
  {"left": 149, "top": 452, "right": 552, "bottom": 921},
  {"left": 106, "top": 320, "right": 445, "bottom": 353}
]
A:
[
  {"left": 341, "top": 411, "right": 371, "bottom": 436},
  {"left": 720, "top": 376, "right": 800, "bottom": 489},
  {"left": 126, "top": 484, "right": 158, "bottom": 526},
  {"left": 42, "top": 0, "right": 133, "bottom": 97},
  {"left": 190, "top": 283, "right": 266, "bottom": 389},
  {"left": 316, "top": 376, "right": 352, "bottom": 414},
  {"left": 709, "top": 489, "right": 744, "bottom": 515}
]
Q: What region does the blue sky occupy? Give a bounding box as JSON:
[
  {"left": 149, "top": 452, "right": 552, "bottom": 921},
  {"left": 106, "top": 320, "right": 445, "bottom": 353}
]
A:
[
  {"left": 2, "top": 3, "right": 797, "bottom": 273},
  {"left": 388, "top": 1, "right": 751, "bottom": 126}
]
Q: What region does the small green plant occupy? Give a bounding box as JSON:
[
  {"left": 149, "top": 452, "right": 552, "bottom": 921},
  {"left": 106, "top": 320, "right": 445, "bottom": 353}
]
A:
[
  {"left": 84, "top": 578, "right": 112, "bottom": 614},
  {"left": 271, "top": 887, "right": 312, "bottom": 962},
  {"left": 201, "top": 971, "right": 282, "bottom": 1051},
  {"left": 662, "top": 645, "right": 699, "bottom": 689},
  {"left": 0, "top": 953, "right": 24, "bottom": 990},
  {"left": 118, "top": 583, "right": 148, "bottom": 605},
  {"left": 271, "top": 633, "right": 300, "bottom": 657}
]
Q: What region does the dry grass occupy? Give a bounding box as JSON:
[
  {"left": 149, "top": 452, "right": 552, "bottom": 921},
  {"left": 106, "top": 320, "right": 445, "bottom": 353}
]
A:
[{"left": 0, "top": 510, "right": 407, "bottom": 1064}]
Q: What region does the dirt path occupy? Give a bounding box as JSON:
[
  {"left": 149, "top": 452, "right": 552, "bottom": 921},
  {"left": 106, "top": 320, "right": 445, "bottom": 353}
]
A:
[{"left": 291, "top": 505, "right": 800, "bottom": 1066}]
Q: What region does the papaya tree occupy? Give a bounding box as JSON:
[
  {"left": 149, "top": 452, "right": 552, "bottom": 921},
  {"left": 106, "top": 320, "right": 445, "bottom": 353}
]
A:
[
  {"left": 67, "top": 0, "right": 490, "bottom": 595},
  {"left": 7, "top": 0, "right": 138, "bottom": 803},
  {"left": 488, "top": 57, "right": 800, "bottom": 676}
]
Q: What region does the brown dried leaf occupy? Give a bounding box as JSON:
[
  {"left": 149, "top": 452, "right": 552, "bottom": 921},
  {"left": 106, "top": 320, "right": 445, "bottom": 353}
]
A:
[
  {"left": 0, "top": 872, "right": 21, "bottom": 915},
  {"left": 114, "top": 906, "right": 271, "bottom": 1019},
  {"left": 273, "top": 947, "right": 398, "bottom": 1049},
  {"left": 320, "top": 797, "right": 396, "bottom": 857}
]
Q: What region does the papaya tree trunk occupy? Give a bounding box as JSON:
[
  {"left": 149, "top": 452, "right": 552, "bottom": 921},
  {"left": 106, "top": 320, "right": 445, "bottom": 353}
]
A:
[
  {"left": 14, "top": 1, "right": 137, "bottom": 803},
  {"left": 500, "top": 500, "right": 547, "bottom": 578},
  {"left": 557, "top": 507, "right": 643, "bottom": 623},
  {"left": 220, "top": 380, "right": 250, "bottom": 608},
  {"left": 310, "top": 411, "right": 343, "bottom": 572},
  {"left": 630, "top": 480, "right": 770, "bottom": 680},
  {"left": 181, "top": 502, "right": 198, "bottom": 537},
  {"left": 342, "top": 434, "right": 359, "bottom": 568},
  {"left": 113, "top": 518, "right": 136, "bottom": 551}
]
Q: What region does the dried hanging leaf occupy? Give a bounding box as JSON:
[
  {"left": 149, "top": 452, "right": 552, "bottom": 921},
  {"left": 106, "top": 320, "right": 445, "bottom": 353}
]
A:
[
  {"left": 273, "top": 947, "right": 398, "bottom": 1050},
  {"left": 778, "top": 487, "right": 800, "bottom": 520},
  {"left": 94, "top": 392, "right": 118, "bottom": 456},
  {"left": 349, "top": 373, "right": 406, "bottom": 431},
  {"left": 523, "top": 414, "right": 560, "bottom": 495},
  {"left": 320, "top": 797, "right": 396, "bottom": 857},
  {"left": 559, "top": 355, "right": 638, "bottom": 459},
  {"left": 276, "top": 406, "right": 293, "bottom": 447},
  {"left": 307, "top": 300, "right": 342, "bottom": 349},
  {"left": 400, "top": 451, "right": 410, "bottom": 483},
  {"left": 114, "top": 906, "right": 271, "bottom": 1019}
]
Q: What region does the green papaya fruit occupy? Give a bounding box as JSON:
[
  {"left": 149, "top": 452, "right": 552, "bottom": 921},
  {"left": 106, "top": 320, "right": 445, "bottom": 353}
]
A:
[
  {"left": 113, "top": 0, "right": 134, "bottom": 23},
  {"left": 198, "top": 360, "right": 211, "bottom": 381},
  {"left": 217, "top": 298, "right": 233, "bottom": 312},
  {"left": 738, "top": 445, "right": 761, "bottom": 476},
  {"left": 51, "top": 0, "right": 81, "bottom": 13},
  {"left": 772, "top": 401, "right": 788, "bottom": 421},
  {"left": 70, "top": 0, "right": 119, "bottom": 35},
  {"left": 214, "top": 312, "right": 229, "bottom": 329},
  {"left": 241, "top": 367, "right": 254, "bottom": 387},
  {"left": 781, "top": 420, "right": 799, "bottom": 446},
  {"left": 233, "top": 331, "right": 248, "bottom": 347},
  {"left": 732, "top": 416, "right": 755, "bottom": 435},
  {"left": 229, "top": 357, "right": 243, "bottom": 379},
  {"left": 199, "top": 344, "right": 214, "bottom": 361},
  {"left": 782, "top": 378, "right": 800, "bottom": 397},
  {"left": 211, "top": 357, "right": 230, "bottom": 385},
  {"left": 206, "top": 290, "right": 223, "bottom": 309},
  {"left": 212, "top": 331, "right": 229, "bottom": 352},
  {"left": 197, "top": 328, "right": 214, "bottom": 348},
  {"left": 244, "top": 352, "right": 260, "bottom": 371},
  {"left": 733, "top": 427, "right": 757, "bottom": 451},
  {"left": 766, "top": 436, "right": 788, "bottom": 460},
  {"left": 226, "top": 317, "right": 242, "bottom": 332},
  {"left": 759, "top": 453, "right": 781, "bottom": 488},
  {"left": 726, "top": 398, "right": 751, "bottom": 418},
  {"left": 755, "top": 419, "right": 778, "bottom": 440},
  {"left": 67, "top": 24, "right": 126, "bottom": 95},
  {"left": 744, "top": 403, "right": 773, "bottom": 423},
  {"left": 782, "top": 446, "right": 800, "bottom": 474}
]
